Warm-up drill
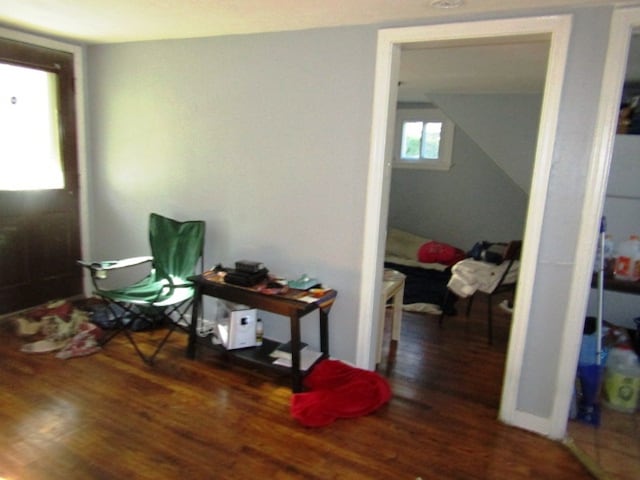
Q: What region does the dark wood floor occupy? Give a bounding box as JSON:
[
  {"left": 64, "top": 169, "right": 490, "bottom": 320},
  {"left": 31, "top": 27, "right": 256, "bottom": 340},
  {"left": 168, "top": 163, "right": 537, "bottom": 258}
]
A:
[{"left": 0, "top": 297, "right": 594, "bottom": 479}]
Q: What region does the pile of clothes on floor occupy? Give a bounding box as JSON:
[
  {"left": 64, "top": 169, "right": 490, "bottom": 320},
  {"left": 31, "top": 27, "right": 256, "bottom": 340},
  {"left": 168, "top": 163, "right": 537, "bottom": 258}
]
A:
[
  {"left": 291, "top": 359, "right": 392, "bottom": 427},
  {"left": 12, "top": 299, "right": 104, "bottom": 359}
]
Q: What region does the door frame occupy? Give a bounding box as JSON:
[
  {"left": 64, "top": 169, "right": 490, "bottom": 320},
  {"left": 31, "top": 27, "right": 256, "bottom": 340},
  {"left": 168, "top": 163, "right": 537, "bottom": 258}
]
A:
[
  {"left": 0, "top": 27, "right": 90, "bottom": 297},
  {"left": 555, "top": 6, "right": 640, "bottom": 436},
  {"left": 357, "top": 15, "right": 572, "bottom": 434}
]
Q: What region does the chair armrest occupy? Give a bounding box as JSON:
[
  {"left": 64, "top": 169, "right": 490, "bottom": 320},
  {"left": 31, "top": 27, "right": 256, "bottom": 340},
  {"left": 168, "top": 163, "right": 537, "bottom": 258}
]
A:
[
  {"left": 78, "top": 256, "right": 154, "bottom": 283},
  {"left": 78, "top": 256, "right": 153, "bottom": 271}
]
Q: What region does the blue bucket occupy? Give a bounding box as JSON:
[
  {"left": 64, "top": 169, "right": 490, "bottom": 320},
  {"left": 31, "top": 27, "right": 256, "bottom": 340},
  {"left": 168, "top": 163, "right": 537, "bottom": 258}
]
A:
[{"left": 576, "top": 364, "right": 605, "bottom": 426}]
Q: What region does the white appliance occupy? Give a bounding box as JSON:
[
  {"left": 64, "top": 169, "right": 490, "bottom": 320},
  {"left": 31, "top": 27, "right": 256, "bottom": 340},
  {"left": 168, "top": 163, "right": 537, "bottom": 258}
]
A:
[{"left": 216, "top": 302, "right": 257, "bottom": 350}]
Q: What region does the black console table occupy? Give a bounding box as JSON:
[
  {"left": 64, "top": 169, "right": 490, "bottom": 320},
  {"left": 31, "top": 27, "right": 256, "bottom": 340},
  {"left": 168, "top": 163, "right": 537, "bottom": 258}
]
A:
[{"left": 187, "top": 271, "right": 337, "bottom": 392}]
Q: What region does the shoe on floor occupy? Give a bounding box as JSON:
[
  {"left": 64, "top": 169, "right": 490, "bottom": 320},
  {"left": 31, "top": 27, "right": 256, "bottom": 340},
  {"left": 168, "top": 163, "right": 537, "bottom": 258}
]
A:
[
  {"left": 499, "top": 299, "right": 514, "bottom": 314},
  {"left": 20, "top": 338, "right": 68, "bottom": 354}
]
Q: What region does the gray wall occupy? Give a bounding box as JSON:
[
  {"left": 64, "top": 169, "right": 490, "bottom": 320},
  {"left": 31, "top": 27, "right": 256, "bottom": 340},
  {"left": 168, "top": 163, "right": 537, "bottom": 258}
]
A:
[
  {"left": 516, "top": 7, "right": 611, "bottom": 419},
  {"left": 388, "top": 94, "right": 537, "bottom": 251},
  {"left": 388, "top": 124, "right": 528, "bottom": 251},
  {"left": 84, "top": 5, "right": 616, "bottom": 428},
  {"left": 432, "top": 93, "right": 543, "bottom": 195},
  {"left": 87, "top": 27, "right": 377, "bottom": 360}
]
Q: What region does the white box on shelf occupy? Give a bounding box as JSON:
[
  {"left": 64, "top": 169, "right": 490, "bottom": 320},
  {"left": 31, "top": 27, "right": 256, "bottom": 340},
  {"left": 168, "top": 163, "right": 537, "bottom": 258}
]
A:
[{"left": 216, "top": 303, "right": 258, "bottom": 350}]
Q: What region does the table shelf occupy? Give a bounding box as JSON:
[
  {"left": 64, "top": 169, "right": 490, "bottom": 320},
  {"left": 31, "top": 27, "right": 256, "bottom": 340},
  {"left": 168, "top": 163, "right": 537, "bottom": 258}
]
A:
[
  {"left": 187, "top": 272, "right": 337, "bottom": 392},
  {"left": 193, "top": 336, "right": 327, "bottom": 375},
  {"left": 592, "top": 273, "right": 640, "bottom": 295}
]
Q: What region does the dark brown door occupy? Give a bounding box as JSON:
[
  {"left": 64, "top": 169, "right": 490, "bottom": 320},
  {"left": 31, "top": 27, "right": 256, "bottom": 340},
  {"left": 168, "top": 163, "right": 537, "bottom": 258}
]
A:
[{"left": 0, "top": 38, "right": 82, "bottom": 314}]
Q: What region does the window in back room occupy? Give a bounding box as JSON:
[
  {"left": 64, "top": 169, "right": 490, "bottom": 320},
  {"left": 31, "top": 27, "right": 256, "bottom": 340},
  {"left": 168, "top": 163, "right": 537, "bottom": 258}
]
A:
[{"left": 393, "top": 106, "right": 454, "bottom": 171}]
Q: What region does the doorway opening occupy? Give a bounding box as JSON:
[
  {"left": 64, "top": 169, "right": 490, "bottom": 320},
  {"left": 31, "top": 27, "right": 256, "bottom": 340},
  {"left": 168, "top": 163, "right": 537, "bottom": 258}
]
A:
[
  {"left": 358, "top": 15, "right": 572, "bottom": 434},
  {"left": 564, "top": 7, "right": 640, "bottom": 478},
  {"left": 0, "top": 34, "right": 85, "bottom": 315}
]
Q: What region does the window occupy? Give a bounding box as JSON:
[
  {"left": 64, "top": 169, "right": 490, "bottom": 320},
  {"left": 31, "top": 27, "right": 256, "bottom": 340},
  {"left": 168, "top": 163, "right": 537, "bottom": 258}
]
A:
[
  {"left": 0, "top": 37, "right": 76, "bottom": 192},
  {"left": 394, "top": 107, "right": 455, "bottom": 170},
  {"left": 0, "top": 63, "right": 64, "bottom": 190}
]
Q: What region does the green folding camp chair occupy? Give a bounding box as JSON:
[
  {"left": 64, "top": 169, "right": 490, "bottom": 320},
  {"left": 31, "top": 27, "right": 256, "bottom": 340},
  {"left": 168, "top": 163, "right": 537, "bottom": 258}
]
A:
[{"left": 79, "top": 213, "right": 205, "bottom": 364}]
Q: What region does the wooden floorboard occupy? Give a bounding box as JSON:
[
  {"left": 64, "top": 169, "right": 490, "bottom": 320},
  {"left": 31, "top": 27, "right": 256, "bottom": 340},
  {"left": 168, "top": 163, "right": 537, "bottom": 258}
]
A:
[{"left": 0, "top": 297, "right": 595, "bottom": 479}]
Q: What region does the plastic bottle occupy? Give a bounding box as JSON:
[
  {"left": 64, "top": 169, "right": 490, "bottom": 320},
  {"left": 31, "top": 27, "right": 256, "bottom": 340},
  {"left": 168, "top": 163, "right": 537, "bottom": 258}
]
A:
[
  {"left": 603, "top": 346, "right": 640, "bottom": 413},
  {"left": 595, "top": 234, "right": 615, "bottom": 275},
  {"left": 604, "top": 235, "right": 616, "bottom": 276},
  {"left": 255, "top": 318, "right": 263, "bottom": 346},
  {"left": 614, "top": 235, "right": 640, "bottom": 281}
]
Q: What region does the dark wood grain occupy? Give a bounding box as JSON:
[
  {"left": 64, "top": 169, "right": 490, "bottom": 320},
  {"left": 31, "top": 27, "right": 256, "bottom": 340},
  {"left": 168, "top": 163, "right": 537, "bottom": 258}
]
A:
[{"left": 0, "top": 297, "right": 593, "bottom": 479}]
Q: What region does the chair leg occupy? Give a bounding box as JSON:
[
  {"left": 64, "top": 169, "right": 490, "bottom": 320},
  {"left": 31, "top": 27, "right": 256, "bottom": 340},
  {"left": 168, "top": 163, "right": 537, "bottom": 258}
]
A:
[
  {"left": 460, "top": 294, "right": 476, "bottom": 336},
  {"left": 97, "top": 297, "right": 193, "bottom": 364},
  {"left": 143, "top": 301, "right": 193, "bottom": 364},
  {"left": 144, "top": 322, "right": 179, "bottom": 364},
  {"left": 487, "top": 295, "right": 493, "bottom": 345},
  {"left": 98, "top": 302, "right": 133, "bottom": 347},
  {"left": 99, "top": 327, "right": 122, "bottom": 346},
  {"left": 112, "top": 305, "right": 159, "bottom": 365},
  {"left": 122, "top": 328, "right": 155, "bottom": 365},
  {"left": 121, "top": 317, "right": 180, "bottom": 366},
  {"left": 439, "top": 291, "right": 449, "bottom": 327},
  {"left": 465, "top": 294, "right": 475, "bottom": 317}
]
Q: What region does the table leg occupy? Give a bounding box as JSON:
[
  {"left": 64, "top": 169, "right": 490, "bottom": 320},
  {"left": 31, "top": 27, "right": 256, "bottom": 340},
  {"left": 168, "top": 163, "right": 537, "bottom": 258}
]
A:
[
  {"left": 376, "top": 294, "right": 386, "bottom": 364},
  {"left": 391, "top": 284, "right": 404, "bottom": 342},
  {"left": 319, "top": 307, "right": 330, "bottom": 357},
  {"left": 290, "top": 312, "right": 302, "bottom": 392},
  {"left": 187, "top": 287, "right": 202, "bottom": 359}
]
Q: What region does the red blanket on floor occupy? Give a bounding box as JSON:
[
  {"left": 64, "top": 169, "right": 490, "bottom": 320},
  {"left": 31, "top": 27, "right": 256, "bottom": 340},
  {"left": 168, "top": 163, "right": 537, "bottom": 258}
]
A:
[{"left": 290, "top": 359, "right": 392, "bottom": 427}]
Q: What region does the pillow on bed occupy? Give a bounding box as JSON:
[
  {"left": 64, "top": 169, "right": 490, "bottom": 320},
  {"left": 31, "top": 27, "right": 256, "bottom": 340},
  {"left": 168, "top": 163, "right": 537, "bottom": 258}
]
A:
[
  {"left": 385, "top": 228, "right": 429, "bottom": 260},
  {"left": 418, "top": 241, "right": 465, "bottom": 266}
]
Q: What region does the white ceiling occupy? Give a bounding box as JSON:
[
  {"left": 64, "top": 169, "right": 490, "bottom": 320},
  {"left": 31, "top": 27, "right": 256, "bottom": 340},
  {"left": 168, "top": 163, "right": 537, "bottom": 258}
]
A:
[
  {"left": 0, "top": 0, "right": 633, "bottom": 98},
  {"left": 0, "top": 0, "right": 620, "bottom": 45},
  {"left": 398, "top": 36, "right": 551, "bottom": 98}
]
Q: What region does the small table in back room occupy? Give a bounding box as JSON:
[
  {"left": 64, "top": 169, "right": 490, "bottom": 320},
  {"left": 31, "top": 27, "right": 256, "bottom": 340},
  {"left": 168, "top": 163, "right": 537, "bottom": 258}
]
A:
[
  {"left": 377, "top": 269, "right": 406, "bottom": 364},
  {"left": 187, "top": 271, "right": 338, "bottom": 392}
]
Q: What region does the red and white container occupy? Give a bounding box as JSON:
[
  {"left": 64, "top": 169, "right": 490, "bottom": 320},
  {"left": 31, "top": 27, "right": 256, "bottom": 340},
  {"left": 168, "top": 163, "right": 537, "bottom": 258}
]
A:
[{"left": 614, "top": 235, "right": 640, "bottom": 281}]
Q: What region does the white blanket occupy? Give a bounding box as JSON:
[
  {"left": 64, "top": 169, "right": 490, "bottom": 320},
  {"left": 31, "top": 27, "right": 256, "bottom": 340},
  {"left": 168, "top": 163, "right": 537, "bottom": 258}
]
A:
[
  {"left": 384, "top": 255, "right": 448, "bottom": 272},
  {"left": 447, "top": 258, "right": 519, "bottom": 298},
  {"left": 384, "top": 228, "right": 451, "bottom": 272}
]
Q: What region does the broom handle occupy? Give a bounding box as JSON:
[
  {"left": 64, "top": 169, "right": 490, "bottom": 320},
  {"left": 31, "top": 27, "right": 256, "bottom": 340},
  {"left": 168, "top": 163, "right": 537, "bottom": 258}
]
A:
[{"left": 596, "top": 216, "right": 605, "bottom": 366}]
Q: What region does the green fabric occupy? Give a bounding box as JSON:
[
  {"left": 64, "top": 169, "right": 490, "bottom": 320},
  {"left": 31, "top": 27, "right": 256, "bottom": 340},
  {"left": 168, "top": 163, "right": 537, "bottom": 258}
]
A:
[
  {"left": 148, "top": 213, "right": 205, "bottom": 282},
  {"left": 99, "top": 213, "right": 205, "bottom": 305}
]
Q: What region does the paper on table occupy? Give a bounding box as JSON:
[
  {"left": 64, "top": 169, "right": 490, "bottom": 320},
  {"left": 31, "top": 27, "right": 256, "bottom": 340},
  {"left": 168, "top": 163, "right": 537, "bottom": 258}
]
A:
[
  {"left": 270, "top": 341, "right": 309, "bottom": 360},
  {"left": 272, "top": 348, "right": 323, "bottom": 371},
  {"left": 297, "top": 295, "right": 318, "bottom": 303}
]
